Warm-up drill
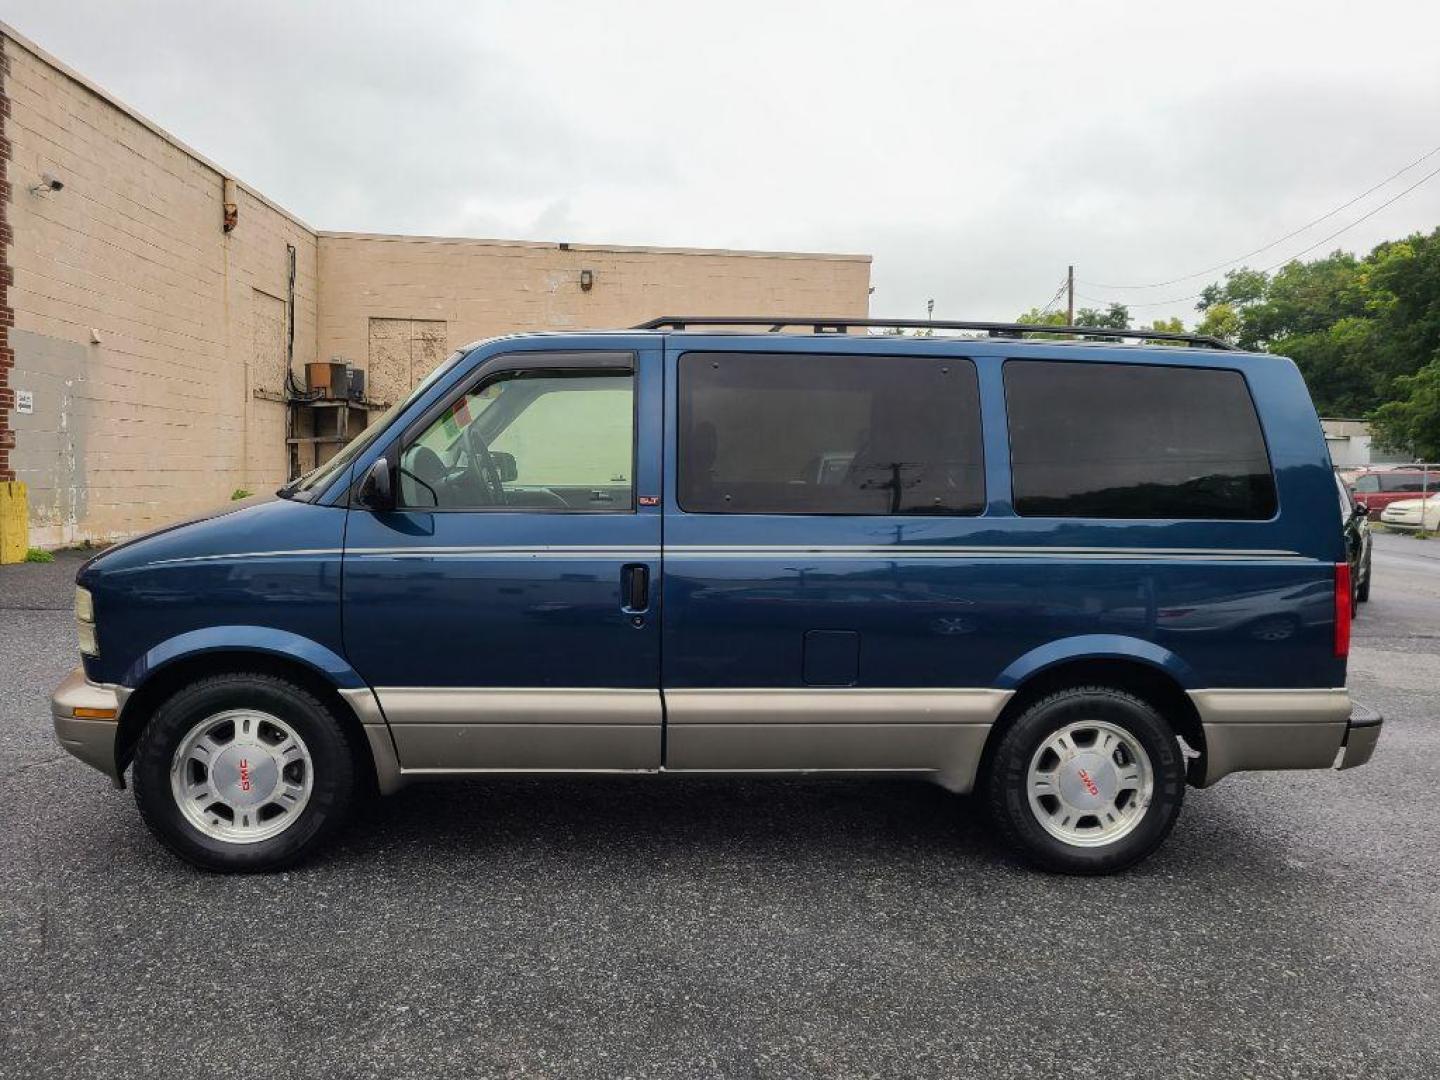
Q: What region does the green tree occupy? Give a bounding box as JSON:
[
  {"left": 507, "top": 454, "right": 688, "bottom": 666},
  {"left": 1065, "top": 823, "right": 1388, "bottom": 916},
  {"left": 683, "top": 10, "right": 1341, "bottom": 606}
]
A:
[
  {"left": 1192, "top": 228, "right": 1440, "bottom": 416},
  {"left": 1075, "top": 303, "right": 1130, "bottom": 330},
  {"left": 1014, "top": 307, "right": 1068, "bottom": 326},
  {"left": 1194, "top": 302, "right": 1241, "bottom": 344},
  {"left": 1370, "top": 359, "right": 1440, "bottom": 460},
  {"left": 1197, "top": 268, "right": 1269, "bottom": 316},
  {"left": 1014, "top": 307, "right": 1069, "bottom": 340},
  {"left": 1143, "top": 316, "right": 1188, "bottom": 346}
]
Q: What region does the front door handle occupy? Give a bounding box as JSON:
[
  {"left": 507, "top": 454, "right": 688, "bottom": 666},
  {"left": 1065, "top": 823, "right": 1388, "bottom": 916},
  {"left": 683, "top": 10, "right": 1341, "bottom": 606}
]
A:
[{"left": 621, "top": 564, "right": 650, "bottom": 613}]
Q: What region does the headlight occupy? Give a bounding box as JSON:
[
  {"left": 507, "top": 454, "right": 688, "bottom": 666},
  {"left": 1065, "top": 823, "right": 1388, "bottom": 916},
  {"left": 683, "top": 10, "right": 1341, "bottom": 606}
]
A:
[
  {"left": 77, "top": 621, "right": 99, "bottom": 656},
  {"left": 75, "top": 586, "right": 98, "bottom": 656}
]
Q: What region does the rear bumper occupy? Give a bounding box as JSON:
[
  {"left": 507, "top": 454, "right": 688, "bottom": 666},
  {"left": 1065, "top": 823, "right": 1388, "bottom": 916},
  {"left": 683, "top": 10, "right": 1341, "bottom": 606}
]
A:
[
  {"left": 1190, "top": 688, "right": 1382, "bottom": 786},
  {"left": 51, "top": 666, "right": 126, "bottom": 787},
  {"left": 1336, "top": 701, "right": 1383, "bottom": 770}
]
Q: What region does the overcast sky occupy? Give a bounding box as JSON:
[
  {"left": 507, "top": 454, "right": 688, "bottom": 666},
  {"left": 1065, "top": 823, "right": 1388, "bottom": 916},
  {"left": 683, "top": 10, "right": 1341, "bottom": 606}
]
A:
[{"left": 5, "top": 0, "right": 1440, "bottom": 325}]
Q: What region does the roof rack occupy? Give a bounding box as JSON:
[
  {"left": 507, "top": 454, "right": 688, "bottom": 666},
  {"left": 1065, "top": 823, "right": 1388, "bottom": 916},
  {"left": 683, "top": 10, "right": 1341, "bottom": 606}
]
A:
[{"left": 632, "top": 315, "right": 1235, "bottom": 351}]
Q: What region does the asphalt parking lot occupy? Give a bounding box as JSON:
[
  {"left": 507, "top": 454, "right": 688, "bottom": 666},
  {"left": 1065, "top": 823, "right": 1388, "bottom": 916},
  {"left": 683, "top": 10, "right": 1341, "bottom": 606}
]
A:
[{"left": 2, "top": 536, "right": 1438, "bottom": 1080}]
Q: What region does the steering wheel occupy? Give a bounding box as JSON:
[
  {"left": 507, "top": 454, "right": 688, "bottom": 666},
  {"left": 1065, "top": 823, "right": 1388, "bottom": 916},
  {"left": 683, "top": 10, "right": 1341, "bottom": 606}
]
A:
[{"left": 464, "top": 421, "right": 506, "bottom": 505}]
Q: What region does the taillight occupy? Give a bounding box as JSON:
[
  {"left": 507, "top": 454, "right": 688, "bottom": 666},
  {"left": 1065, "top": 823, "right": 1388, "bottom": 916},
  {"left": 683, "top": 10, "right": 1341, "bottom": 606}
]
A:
[{"left": 1334, "top": 562, "right": 1351, "bottom": 658}]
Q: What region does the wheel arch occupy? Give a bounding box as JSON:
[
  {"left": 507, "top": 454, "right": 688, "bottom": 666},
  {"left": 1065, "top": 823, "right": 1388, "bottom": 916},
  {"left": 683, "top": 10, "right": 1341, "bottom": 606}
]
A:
[
  {"left": 115, "top": 645, "right": 386, "bottom": 793},
  {"left": 981, "top": 648, "right": 1207, "bottom": 788}
]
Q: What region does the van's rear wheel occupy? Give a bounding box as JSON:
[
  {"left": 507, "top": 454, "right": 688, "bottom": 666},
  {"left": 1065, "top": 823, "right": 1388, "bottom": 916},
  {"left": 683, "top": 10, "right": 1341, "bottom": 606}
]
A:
[
  {"left": 132, "top": 673, "right": 358, "bottom": 871},
  {"left": 982, "top": 687, "right": 1185, "bottom": 874}
]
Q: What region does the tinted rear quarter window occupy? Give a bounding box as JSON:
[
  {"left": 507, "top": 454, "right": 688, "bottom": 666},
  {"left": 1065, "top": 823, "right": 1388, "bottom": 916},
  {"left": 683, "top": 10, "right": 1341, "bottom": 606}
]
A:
[
  {"left": 1379, "top": 472, "right": 1436, "bottom": 492},
  {"left": 1005, "top": 360, "right": 1277, "bottom": 520},
  {"left": 679, "top": 351, "right": 984, "bottom": 515}
]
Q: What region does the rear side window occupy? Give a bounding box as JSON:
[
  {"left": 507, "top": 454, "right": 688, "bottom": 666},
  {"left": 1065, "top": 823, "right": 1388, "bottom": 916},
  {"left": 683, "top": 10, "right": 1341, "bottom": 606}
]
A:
[
  {"left": 678, "top": 351, "right": 984, "bottom": 515},
  {"left": 1004, "top": 360, "right": 1277, "bottom": 520},
  {"left": 1380, "top": 472, "right": 1436, "bottom": 492}
]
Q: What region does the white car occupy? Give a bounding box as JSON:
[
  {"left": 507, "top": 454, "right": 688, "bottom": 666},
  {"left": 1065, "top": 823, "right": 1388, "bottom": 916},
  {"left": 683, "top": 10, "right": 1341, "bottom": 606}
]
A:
[{"left": 1379, "top": 493, "right": 1440, "bottom": 531}]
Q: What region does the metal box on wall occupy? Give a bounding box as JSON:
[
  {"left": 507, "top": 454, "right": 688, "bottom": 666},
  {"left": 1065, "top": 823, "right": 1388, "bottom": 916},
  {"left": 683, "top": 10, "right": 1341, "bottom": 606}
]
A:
[{"left": 305, "top": 361, "right": 349, "bottom": 398}]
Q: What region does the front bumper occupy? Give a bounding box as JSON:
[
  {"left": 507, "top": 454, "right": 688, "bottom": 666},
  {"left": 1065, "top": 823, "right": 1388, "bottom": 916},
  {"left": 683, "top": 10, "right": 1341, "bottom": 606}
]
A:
[
  {"left": 51, "top": 666, "right": 126, "bottom": 787},
  {"left": 1336, "top": 701, "right": 1383, "bottom": 770}
]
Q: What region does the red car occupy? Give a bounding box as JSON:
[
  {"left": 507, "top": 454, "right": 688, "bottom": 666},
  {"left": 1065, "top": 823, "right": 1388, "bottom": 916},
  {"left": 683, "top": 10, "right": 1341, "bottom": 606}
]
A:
[{"left": 1350, "top": 467, "right": 1440, "bottom": 512}]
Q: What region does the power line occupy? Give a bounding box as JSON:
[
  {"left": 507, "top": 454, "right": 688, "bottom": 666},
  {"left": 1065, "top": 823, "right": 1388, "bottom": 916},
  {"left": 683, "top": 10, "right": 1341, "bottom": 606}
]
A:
[
  {"left": 1036, "top": 276, "right": 1069, "bottom": 317},
  {"left": 1086, "top": 159, "right": 1440, "bottom": 311},
  {"left": 1079, "top": 139, "right": 1440, "bottom": 290}
]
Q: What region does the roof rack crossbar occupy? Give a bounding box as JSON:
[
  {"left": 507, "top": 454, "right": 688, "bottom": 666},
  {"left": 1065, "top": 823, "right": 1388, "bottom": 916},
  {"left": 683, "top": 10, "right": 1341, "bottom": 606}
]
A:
[{"left": 632, "top": 315, "right": 1235, "bottom": 350}]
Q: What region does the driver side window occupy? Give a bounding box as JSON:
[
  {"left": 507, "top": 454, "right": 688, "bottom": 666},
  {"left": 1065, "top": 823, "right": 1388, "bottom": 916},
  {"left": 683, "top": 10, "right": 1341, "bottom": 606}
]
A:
[{"left": 399, "top": 369, "right": 634, "bottom": 511}]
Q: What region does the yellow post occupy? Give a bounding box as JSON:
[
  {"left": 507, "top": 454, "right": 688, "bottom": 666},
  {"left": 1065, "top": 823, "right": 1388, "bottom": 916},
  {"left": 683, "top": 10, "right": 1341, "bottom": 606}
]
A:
[{"left": 0, "top": 480, "right": 30, "bottom": 563}]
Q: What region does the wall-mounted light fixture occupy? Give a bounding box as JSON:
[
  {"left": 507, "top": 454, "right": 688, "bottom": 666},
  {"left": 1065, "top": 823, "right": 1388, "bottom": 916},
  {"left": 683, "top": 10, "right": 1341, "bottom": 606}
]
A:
[
  {"left": 29, "top": 172, "right": 64, "bottom": 196},
  {"left": 580, "top": 269, "right": 594, "bottom": 292}
]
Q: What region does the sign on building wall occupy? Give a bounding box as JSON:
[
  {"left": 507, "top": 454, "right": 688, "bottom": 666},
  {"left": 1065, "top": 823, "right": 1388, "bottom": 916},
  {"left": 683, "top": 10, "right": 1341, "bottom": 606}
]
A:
[{"left": 15, "top": 390, "right": 33, "bottom": 415}]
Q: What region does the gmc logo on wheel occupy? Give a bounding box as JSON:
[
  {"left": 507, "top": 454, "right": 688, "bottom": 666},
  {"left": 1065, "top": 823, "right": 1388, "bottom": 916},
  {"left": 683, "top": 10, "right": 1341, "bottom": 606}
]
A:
[
  {"left": 1077, "top": 768, "right": 1100, "bottom": 798},
  {"left": 238, "top": 758, "right": 252, "bottom": 792}
]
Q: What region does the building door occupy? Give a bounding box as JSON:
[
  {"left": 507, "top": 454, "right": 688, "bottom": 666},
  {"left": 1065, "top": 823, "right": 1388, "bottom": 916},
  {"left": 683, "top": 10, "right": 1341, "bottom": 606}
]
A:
[
  {"left": 368, "top": 318, "right": 449, "bottom": 405},
  {"left": 343, "top": 346, "right": 663, "bottom": 771}
]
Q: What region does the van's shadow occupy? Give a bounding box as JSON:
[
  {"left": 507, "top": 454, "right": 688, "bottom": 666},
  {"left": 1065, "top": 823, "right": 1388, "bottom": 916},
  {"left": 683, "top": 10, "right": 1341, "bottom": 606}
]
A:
[
  {"left": 320, "top": 774, "right": 1287, "bottom": 882},
  {"left": 335, "top": 774, "right": 1005, "bottom": 868}
]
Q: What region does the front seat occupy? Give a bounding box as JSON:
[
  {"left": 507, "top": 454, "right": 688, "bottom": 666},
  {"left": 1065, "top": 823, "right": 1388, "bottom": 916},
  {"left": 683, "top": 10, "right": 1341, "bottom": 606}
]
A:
[{"left": 401, "top": 445, "right": 448, "bottom": 507}]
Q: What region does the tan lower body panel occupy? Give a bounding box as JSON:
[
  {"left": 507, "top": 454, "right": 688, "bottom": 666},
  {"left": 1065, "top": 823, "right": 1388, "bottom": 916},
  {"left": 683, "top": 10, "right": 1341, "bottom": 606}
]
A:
[
  {"left": 1199, "top": 721, "right": 1347, "bottom": 786},
  {"left": 50, "top": 667, "right": 124, "bottom": 784},
  {"left": 1188, "top": 688, "right": 1351, "bottom": 786},
  {"left": 373, "top": 687, "right": 662, "bottom": 772},
  {"left": 664, "top": 689, "right": 1011, "bottom": 793},
  {"left": 351, "top": 684, "right": 1355, "bottom": 791},
  {"left": 337, "top": 687, "right": 407, "bottom": 794}
]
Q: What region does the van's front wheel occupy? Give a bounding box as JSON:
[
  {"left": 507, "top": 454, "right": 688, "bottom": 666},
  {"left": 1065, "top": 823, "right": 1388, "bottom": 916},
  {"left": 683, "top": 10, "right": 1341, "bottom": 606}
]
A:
[
  {"left": 132, "top": 674, "right": 358, "bottom": 871},
  {"left": 982, "top": 687, "right": 1185, "bottom": 874}
]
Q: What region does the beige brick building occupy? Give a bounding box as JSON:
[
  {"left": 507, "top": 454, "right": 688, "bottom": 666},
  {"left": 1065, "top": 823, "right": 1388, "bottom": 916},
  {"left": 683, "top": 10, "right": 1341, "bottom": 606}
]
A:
[{"left": 0, "top": 23, "right": 870, "bottom": 547}]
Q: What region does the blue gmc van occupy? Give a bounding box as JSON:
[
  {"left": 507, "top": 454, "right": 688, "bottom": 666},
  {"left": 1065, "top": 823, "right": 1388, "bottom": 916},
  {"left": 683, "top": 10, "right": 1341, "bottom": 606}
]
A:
[{"left": 51, "top": 316, "right": 1382, "bottom": 874}]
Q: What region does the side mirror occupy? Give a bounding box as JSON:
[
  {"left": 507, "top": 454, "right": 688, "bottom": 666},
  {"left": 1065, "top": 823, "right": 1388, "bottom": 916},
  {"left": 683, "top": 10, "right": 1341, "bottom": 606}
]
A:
[
  {"left": 490, "top": 451, "right": 519, "bottom": 483},
  {"left": 1354, "top": 503, "right": 1370, "bottom": 519},
  {"left": 357, "top": 457, "right": 394, "bottom": 510}
]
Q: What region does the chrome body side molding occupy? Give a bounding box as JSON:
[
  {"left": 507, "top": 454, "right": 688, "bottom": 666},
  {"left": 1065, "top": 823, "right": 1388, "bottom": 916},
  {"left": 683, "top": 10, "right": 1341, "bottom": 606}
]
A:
[
  {"left": 142, "top": 544, "right": 1309, "bottom": 569},
  {"left": 665, "top": 545, "right": 1306, "bottom": 562}
]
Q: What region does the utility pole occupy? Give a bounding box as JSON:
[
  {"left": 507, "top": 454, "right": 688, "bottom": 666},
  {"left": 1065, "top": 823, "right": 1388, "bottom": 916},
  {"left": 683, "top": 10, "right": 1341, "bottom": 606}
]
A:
[{"left": 1066, "top": 265, "right": 1075, "bottom": 325}]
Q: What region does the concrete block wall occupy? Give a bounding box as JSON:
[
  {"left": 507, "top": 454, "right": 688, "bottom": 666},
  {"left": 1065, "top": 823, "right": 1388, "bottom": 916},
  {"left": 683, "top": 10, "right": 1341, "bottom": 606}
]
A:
[
  {"left": 0, "top": 22, "right": 871, "bottom": 546},
  {"left": 1, "top": 28, "right": 319, "bottom": 546},
  {"left": 317, "top": 233, "right": 873, "bottom": 401}
]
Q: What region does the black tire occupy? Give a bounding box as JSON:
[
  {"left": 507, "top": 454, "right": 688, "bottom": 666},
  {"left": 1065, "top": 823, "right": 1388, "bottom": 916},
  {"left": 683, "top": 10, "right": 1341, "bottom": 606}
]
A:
[
  {"left": 132, "top": 673, "right": 359, "bottom": 872},
  {"left": 982, "top": 686, "right": 1186, "bottom": 875},
  {"left": 1357, "top": 555, "right": 1371, "bottom": 602}
]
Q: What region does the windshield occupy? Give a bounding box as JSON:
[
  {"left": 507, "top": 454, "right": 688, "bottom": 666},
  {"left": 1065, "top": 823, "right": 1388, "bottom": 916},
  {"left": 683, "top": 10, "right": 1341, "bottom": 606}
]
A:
[{"left": 280, "top": 349, "right": 468, "bottom": 500}]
